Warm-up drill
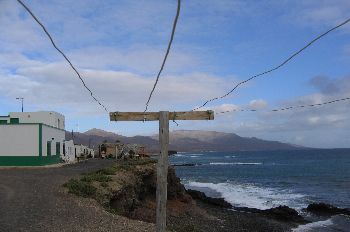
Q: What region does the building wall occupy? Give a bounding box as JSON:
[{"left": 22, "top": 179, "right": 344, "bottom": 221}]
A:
[
  {"left": 9, "top": 111, "right": 65, "bottom": 130},
  {"left": 0, "top": 124, "right": 39, "bottom": 156},
  {"left": 41, "top": 124, "right": 65, "bottom": 157},
  {"left": 74, "top": 145, "right": 85, "bottom": 158},
  {"left": 62, "top": 140, "right": 75, "bottom": 163},
  {"left": 0, "top": 123, "right": 64, "bottom": 166}
]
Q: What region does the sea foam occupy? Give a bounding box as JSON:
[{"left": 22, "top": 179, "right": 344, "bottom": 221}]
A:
[
  {"left": 209, "top": 162, "right": 262, "bottom": 165},
  {"left": 292, "top": 218, "right": 333, "bottom": 232},
  {"left": 292, "top": 215, "right": 350, "bottom": 232},
  {"left": 186, "top": 181, "right": 306, "bottom": 210}
]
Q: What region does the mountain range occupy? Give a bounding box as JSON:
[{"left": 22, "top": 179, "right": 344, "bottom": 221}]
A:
[{"left": 65, "top": 128, "right": 303, "bottom": 152}]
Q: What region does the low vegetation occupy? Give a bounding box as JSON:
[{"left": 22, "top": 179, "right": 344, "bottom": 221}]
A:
[
  {"left": 63, "top": 158, "right": 157, "bottom": 200},
  {"left": 63, "top": 179, "right": 97, "bottom": 197}
]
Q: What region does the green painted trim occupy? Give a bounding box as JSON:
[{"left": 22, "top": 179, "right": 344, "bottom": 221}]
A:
[
  {"left": 47, "top": 141, "right": 52, "bottom": 156},
  {"left": 0, "top": 155, "right": 61, "bottom": 166},
  {"left": 39, "top": 124, "right": 42, "bottom": 157},
  {"left": 10, "top": 118, "right": 19, "bottom": 124},
  {"left": 0, "top": 122, "right": 65, "bottom": 131},
  {"left": 1, "top": 123, "right": 37, "bottom": 125},
  {"left": 56, "top": 142, "right": 60, "bottom": 156}
]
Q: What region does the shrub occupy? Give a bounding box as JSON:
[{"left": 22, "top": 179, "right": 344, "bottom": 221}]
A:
[
  {"left": 100, "top": 182, "right": 108, "bottom": 188},
  {"left": 80, "top": 172, "right": 112, "bottom": 183},
  {"left": 63, "top": 179, "right": 96, "bottom": 197},
  {"left": 96, "top": 166, "right": 117, "bottom": 175}
]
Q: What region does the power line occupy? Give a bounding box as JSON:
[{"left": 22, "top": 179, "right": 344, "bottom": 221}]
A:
[
  {"left": 216, "top": 96, "right": 350, "bottom": 115},
  {"left": 193, "top": 17, "right": 350, "bottom": 111},
  {"left": 17, "top": 0, "right": 109, "bottom": 112},
  {"left": 144, "top": 0, "right": 181, "bottom": 112}
]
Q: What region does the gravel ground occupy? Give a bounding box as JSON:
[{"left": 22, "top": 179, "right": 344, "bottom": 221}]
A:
[
  {"left": 168, "top": 201, "right": 293, "bottom": 232},
  {"left": 0, "top": 159, "right": 155, "bottom": 232}
]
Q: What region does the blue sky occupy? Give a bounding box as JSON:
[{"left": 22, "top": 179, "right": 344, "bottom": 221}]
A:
[{"left": 0, "top": 0, "right": 349, "bottom": 148}]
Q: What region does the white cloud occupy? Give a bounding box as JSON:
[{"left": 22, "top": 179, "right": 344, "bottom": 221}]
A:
[
  {"left": 190, "top": 75, "right": 350, "bottom": 148},
  {"left": 0, "top": 56, "right": 227, "bottom": 114},
  {"left": 249, "top": 99, "right": 267, "bottom": 109},
  {"left": 286, "top": 0, "right": 350, "bottom": 30}
]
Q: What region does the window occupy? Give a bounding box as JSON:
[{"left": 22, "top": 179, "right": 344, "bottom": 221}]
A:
[
  {"left": 47, "top": 141, "right": 51, "bottom": 156},
  {"left": 0, "top": 120, "right": 7, "bottom": 124},
  {"left": 56, "top": 142, "right": 60, "bottom": 156},
  {"left": 63, "top": 143, "right": 66, "bottom": 156},
  {"left": 10, "top": 118, "right": 19, "bottom": 124}
]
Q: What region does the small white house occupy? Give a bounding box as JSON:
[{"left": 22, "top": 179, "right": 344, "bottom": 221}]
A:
[
  {"left": 0, "top": 111, "right": 65, "bottom": 166},
  {"left": 62, "top": 140, "right": 75, "bottom": 163},
  {"left": 74, "top": 144, "right": 84, "bottom": 158}
]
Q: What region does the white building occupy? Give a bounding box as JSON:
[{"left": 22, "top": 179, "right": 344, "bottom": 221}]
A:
[
  {"left": 63, "top": 140, "right": 75, "bottom": 163},
  {"left": 0, "top": 111, "right": 65, "bottom": 166},
  {"left": 74, "top": 144, "right": 85, "bottom": 158}
]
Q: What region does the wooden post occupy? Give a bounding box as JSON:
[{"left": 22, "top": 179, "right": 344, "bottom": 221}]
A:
[
  {"left": 109, "top": 110, "right": 214, "bottom": 231},
  {"left": 157, "top": 111, "right": 169, "bottom": 232}
]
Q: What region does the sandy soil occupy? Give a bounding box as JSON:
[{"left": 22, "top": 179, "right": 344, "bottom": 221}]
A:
[{"left": 0, "top": 159, "right": 155, "bottom": 232}]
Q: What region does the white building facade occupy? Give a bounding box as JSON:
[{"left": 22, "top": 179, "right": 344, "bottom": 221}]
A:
[
  {"left": 63, "top": 140, "right": 75, "bottom": 163},
  {"left": 0, "top": 111, "right": 65, "bottom": 166},
  {"left": 74, "top": 144, "right": 94, "bottom": 159}
]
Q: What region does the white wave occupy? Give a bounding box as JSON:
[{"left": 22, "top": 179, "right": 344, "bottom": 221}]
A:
[
  {"left": 293, "top": 215, "right": 350, "bottom": 232},
  {"left": 188, "top": 153, "right": 204, "bottom": 156},
  {"left": 292, "top": 218, "right": 333, "bottom": 232},
  {"left": 224, "top": 155, "right": 236, "bottom": 158},
  {"left": 190, "top": 155, "right": 199, "bottom": 158},
  {"left": 174, "top": 154, "right": 185, "bottom": 157},
  {"left": 209, "top": 162, "right": 262, "bottom": 165},
  {"left": 186, "top": 181, "right": 306, "bottom": 210}
]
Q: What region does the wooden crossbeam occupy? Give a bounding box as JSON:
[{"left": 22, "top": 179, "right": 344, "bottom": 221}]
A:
[{"left": 109, "top": 110, "right": 214, "bottom": 121}]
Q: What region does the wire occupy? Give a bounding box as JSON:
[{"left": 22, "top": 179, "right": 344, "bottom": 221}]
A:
[
  {"left": 193, "top": 17, "right": 350, "bottom": 111},
  {"left": 144, "top": 0, "right": 181, "bottom": 112},
  {"left": 216, "top": 97, "right": 350, "bottom": 115},
  {"left": 17, "top": 0, "right": 109, "bottom": 112}
]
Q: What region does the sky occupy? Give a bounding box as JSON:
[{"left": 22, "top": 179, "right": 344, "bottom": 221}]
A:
[{"left": 0, "top": 0, "right": 349, "bottom": 148}]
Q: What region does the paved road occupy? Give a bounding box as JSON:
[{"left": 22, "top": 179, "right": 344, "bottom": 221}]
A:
[{"left": 0, "top": 159, "right": 154, "bottom": 232}]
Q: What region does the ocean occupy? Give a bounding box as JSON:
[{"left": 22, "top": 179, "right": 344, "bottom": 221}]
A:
[{"left": 170, "top": 149, "right": 350, "bottom": 231}]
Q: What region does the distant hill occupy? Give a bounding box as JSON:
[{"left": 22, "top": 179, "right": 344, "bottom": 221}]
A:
[
  {"left": 83, "top": 128, "right": 122, "bottom": 138},
  {"left": 66, "top": 129, "right": 303, "bottom": 152},
  {"left": 165, "top": 130, "right": 303, "bottom": 152}
]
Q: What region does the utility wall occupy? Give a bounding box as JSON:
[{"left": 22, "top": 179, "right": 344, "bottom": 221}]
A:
[{"left": 0, "top": 124, "right": 39, "bottom": 156}]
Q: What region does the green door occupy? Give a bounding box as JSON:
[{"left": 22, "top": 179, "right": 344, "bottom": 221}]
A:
[
  {"left": 56, "top": 142, "right": 60, "bottom": 156},
  {"left": 47, "top": 141, "right": 51, "bottom": 156}
]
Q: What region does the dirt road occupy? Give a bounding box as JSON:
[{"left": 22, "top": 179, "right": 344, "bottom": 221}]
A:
[{"left": 0, "top": 159, "right": 154, "bottom": 232}]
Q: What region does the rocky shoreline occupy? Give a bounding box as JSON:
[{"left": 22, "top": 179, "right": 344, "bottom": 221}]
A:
[{"left": 63, "top": 159, "right": 350, "bottom": 232}]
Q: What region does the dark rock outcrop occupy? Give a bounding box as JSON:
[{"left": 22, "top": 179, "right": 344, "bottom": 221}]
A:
[
  {"left": 306, "top": 203, "right": 350, "bottom": 216},
  {"left": 186, "top": 189, "right": 232, "bottom": 208},
  {"left": 263, "top": 206, "right": 308, "bottom": 223},
  {"left": 187, "top": 188, "right": 308, "bottom": 224},
  {"left": 235, "top": 206, "right": 308, "bottom": 224},
  {"left": 109, "top": 165, "right": 192, "bottom": 223},
  {"left": 172, "top": 163, "right": 196, "bottom": 167}
]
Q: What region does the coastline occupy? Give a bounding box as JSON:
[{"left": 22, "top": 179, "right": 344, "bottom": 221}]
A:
[{"left": 62, "top": 159, "right": 350, "bottom": 231}]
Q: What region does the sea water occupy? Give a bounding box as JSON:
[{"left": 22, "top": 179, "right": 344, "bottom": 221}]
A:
[{"left": 170, "top": 149, "right": 350, "bottom": 231}]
